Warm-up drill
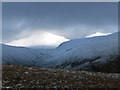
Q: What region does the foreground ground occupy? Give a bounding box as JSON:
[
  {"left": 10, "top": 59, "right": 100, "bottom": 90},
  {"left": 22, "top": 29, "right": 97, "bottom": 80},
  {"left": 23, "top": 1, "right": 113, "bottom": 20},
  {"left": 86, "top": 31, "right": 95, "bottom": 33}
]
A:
[{"left": 2, "top": 65, "right": 120, "bottom": 89}]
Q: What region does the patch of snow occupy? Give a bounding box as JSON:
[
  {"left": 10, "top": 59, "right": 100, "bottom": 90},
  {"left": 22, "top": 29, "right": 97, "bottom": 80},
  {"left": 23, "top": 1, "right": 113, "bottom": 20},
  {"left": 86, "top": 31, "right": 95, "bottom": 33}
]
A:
[{"left": 85, "top": 32, "right": 111, "bottom": 38}]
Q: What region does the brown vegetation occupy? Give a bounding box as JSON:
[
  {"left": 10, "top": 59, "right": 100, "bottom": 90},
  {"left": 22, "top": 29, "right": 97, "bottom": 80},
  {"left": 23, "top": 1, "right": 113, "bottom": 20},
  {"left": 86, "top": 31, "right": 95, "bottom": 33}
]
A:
[{"left": 2, "top": 65, "right": 120, "bottom": 89}]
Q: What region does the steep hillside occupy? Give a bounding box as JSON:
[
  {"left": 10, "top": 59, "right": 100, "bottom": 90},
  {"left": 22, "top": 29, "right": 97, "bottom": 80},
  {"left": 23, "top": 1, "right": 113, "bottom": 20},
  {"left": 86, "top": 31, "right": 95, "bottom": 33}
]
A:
[{"left": 42, "top": 32, "right": 119, "bottom": 72}]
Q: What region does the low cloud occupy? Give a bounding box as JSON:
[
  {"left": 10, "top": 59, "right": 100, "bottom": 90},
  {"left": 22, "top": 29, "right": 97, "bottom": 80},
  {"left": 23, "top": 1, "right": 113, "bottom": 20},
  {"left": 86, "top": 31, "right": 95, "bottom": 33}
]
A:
[{"left": 2, "top": 2, "right": 118, "bottom": 48}]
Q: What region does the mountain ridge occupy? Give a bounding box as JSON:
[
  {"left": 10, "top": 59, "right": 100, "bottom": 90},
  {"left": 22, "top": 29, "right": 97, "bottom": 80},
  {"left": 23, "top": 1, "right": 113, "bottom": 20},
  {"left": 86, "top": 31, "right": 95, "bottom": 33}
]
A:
[{"left": 2, "top": 32, "right": 119, "bottom": 73}]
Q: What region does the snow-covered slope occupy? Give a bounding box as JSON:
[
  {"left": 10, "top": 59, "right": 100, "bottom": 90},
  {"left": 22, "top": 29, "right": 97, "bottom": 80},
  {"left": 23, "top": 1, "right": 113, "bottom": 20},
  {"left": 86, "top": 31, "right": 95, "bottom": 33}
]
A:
[
  {"left": 2, "top": 44, "right": 54, "bottom": 66},
  {"left": 2, "top": 32, "right": 119, "bottom": 72},
  {"left": 42, "top": 32, "right": 118, "bottom": 68}
]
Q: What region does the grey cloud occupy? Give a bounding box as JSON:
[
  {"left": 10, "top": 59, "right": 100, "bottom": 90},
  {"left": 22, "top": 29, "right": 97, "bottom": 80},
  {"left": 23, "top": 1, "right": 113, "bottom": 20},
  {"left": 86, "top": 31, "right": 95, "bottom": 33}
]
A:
[{"left": 2, "top": 2, "right": 118, "bottom": 43}]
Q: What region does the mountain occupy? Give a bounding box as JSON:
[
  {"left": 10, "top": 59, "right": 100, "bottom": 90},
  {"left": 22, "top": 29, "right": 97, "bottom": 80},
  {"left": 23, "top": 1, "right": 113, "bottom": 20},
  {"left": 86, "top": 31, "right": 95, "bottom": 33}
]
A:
[{"left": 2, "top": 32, "right": 119, "bottom": 73}]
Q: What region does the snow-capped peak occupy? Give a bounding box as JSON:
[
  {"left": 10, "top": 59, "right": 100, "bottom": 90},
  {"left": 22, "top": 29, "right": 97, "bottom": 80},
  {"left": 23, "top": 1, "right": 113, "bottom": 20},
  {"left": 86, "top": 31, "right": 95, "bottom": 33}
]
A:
[{"left": 85, "top": 32, "right": 111, "bottom": 38}]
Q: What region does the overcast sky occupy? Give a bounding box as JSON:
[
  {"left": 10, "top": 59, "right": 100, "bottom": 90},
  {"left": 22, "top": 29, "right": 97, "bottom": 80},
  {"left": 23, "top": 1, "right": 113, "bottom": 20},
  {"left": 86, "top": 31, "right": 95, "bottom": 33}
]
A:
[{"left": 2, "top": 2, "right": 118, "bottom": 48}]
